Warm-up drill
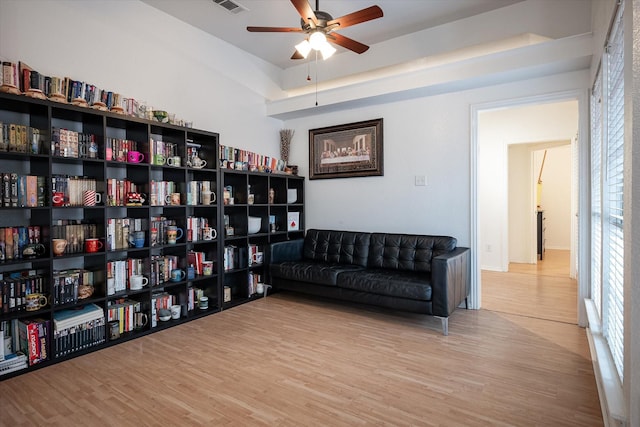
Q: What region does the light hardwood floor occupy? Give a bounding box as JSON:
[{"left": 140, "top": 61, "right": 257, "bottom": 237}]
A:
[{"left": 0, "top": 277, "right": 601, "bottom": 426}]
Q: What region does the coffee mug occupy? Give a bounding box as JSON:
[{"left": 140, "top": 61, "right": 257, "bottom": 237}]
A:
[
  {"left": 52, "top": 238, "right": 67, "bottom": 256},
  {"left": 252, "top": 252, "right": 264, "bottom": 264},
  {"left": 85, "top": 238, "right": 104, "bottom": 253},
  {"left": 167, "top": 226, "right": 183, "bottom": 244},
  {"left": 170, "top": 192, "right": 181, "bottom": 205},
  {"left": 170, "top": 269, "right": 186, "bottom": 282},
  {"left": 199, "top": 296, "right": 209, "bottom": 310},
  {"left": 167, "top": 156, "right": 181, "bottom": 167},
  {"left": 153, "top": 154, "right": 166, "bottom": 165},
  {"left": 202, "top": 260, "right": 213, "bottom": 276},
  {"left": 203, "top": 227, "right": 217, "bottom": 241},
  {"left": 256, "top": 283, "right": 264, "bottom": 295},
  {"left": 129, "top": 230, "right": 145, "bottom": 248},
  {"left": 129, "top": 274, "right": 149, "bottom": 290},
  {"left": 52, "top": 191, "right": 66, "bottom": 207},
  {"left": 170, "top": 304, "right": 181, "bottom": 320},
  {"left": 83, "top": 190, "right": 102, "bottom": 206},
  {"left": 202, "top": 191, "right": 216, "bottom": 205},
  {"left": 22, "top": 243, "right": 46, "bottom": 258},
  {"left": 135, "top": 312, "right": 148, "bottom": 329},
  {"left": 26, "top": 293, "right": 48, "bottom": 311},
  {"left": 127, "top": 150, "right": 145, "bottom": 163}
]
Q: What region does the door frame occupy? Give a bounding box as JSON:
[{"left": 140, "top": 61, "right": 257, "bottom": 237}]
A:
[{"left": 469, "top": 89, "right": 590, "bottom": 326}]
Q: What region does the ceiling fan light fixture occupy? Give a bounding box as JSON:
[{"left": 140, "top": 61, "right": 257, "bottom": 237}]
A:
[
  {"left": 295, "top": 39, "right": 312, "bottom": 58},
  {"left": 320, "top": 42, "right": 336, "bottom": 59},
  {"left": 309, "top": 31, "right": 327, "bottom": 50}
]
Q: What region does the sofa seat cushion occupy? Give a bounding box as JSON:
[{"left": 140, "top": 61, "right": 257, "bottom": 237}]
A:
[
  {"left": 271, "top": 261, "right": 366, "bottom": 286},
  {"left": 337, "top": 269, "right": 432, "bottom": 301}
]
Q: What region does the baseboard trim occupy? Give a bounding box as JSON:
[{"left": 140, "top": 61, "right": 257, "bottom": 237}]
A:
[{"left": 585, "top": 299, "right": 627, "bottom": 427}]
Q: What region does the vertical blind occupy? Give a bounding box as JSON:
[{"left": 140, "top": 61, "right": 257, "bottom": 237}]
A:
[{"left": 598, "top": 0, "right": 625, "bottom": 381}]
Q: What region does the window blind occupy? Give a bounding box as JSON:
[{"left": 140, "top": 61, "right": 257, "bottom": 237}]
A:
[
  {"left": 603, "top": 0, "right": 625, "bottom": 380},
  {"left": 590, "top": 71, "right": 603, "bottom": 318}
]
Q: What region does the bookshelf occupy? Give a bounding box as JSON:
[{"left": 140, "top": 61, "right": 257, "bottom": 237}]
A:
[
  {"left": 0, "top": 91, "right": 220, "bottom": 378},
  {"left": 221, "top": 169, "right": 304, "bottom": 308}
]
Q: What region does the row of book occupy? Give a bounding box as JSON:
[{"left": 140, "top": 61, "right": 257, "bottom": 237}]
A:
[
  {"left": 106, "top": 217, "right": 147, "bottom": 251},
  {"left": 107, "top": 257, "right": 147, "bottom": 295},
  {"left": 106, "top": 178, "right": 143, "bottom": 207},
  {"left": 51, "top": 128, "right": 99, "bottom": 159},
  {"left": 150, "top": 292, "right": 177, "bottom": 327},
  {"left": 52, "top": 269, "right": 98, "bottom": 306},
  {"left": 150, "top": 139, "right": 179, "bottom": 165},
  {"left": 52, "top": 304, "right": 105, "bottom": 358},
  {"left": 186, "top": 216, "right": 214, "bottom": 242},
  {"left": 1, "top": 226, "right": 44, "bottom": 262},
  {"left": 187, "top": 250, "right": 209, "bottom": 276},
  {"left": 248, "top": 272, "right": 263, "bottom": 296},
  {"left": 0, "top": 122, "right": 47, "bottom": 154},
  {"left": 107, "top": 298, "right": 142, "bottom": 335},
  {"left": 148, "top": 180, "right": 179, "bottom": 206},
  {"left": 51, "top": 175, "right": 99, "bottom": 207},
  {"left": 150, "top": 216, "right": 179, "bottom": 247},
  {"left": 2, "top": 173, "right": 47, "bottom": 208},
  {"left": 105, "top": 138, "right": 142, "bottom": 162},
  {"left": 1, "top": 270, "right": 47, "bottom": 314},
  {"left": 218, "top": 144, "right": 286, "bottom": 172},
  {"left": 185, "top": 180, "right": 216, "bottom": 206},
  {"left": 51, "top": 221, "right": 101, "bottom": 254}
]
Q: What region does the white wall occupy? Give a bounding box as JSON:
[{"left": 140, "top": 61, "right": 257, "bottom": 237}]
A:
[
  {"left": 537, "top": 144, "right": 572, "bottom": 250},
  {"left": 0, "top": 0, "right": 284, "bottom": 158},
  {"left": 478, "top": 101, "right": 579, "bottom": 270},
  {"left": 508, "top": 144, "right": 534, "bottom": 263}
]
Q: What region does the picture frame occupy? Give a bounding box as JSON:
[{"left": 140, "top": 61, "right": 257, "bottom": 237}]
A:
[{"left": 309, "top": 118, "right": 383, "bottom": 180}]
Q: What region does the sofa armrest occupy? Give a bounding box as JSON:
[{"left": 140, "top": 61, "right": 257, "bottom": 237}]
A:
[
  {"left": 269, "top": 239, "right": 304, "bottom": 264},
  {"left": 430, "top": 247, "right": 470, "bottom": 317}
]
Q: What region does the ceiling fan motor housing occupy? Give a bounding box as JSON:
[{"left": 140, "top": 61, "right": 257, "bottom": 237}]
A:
[{"left": 301, "top": 11, "right": 333, "bottom": 33}]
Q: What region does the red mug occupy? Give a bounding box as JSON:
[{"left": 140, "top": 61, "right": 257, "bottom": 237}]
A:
[
  {"left": 52, "top": 191, "right": 66, "bottom": 207},
  {"left": 85, "top": 238, "right": 104, "bottom": 253}
]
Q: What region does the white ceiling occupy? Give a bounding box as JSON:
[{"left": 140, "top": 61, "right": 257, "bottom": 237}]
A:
[{"left": 141, "top": 0, "right": 523, "bottom": 69}]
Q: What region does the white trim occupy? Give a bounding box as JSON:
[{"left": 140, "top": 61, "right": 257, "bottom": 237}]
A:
[
  {"left": 470, "top": 90, "right": 589, "bottom": 327},
  {"left": 585, "top": 298, "right": 627, "bottom": 427}
]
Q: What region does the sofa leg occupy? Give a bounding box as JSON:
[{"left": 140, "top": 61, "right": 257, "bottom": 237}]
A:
[
  {"left": 435, "top": 316, "right": 449, "bottom": 336},
  {"left": 465, "top": 297, "right": 468, "bottom": 309}
]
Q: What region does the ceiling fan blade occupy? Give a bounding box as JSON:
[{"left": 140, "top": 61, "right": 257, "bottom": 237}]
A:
[
  {"left": 328, "top": 33, "right": 369, "bottom": 54},
  {"left": 247, "top": 26, "right": 302, "bottom": 33},
  {"left": 327, "top": 5, "right": 383, "bottom": 30},
  {"left": 290, "top": 0, "right": 318, "bottom": 26},
  {"left": 291, "top": 50, "right": 304, "bottom": 60}
]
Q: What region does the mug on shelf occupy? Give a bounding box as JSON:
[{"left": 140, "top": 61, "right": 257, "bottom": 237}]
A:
[
  {"left": 166, "top": 226, "right": 184, "bottom": 244},
  {"left": 153, "top": 154, "right": 166, "bottom": 165},
  {"left": 167, "top": 156, "right": 181, "bottom": 167},
  {"left": 170, "top": 192, "right": 181, "bottom": 206},
  {"left": 84, "top": 238, "right": 104, "bottom": 253},
  {"left": 52, "top": 238, "right": 67, "bottom": 256},
  {"left": 170, "top": 304, "right": 181, "bottom": 320},
  {"left": 170, "top": 269, "right": 186, "bottom": 282},
  {"left": 25, "top": 293, "right": 48, "bottom": 311},
  {"left": 52, "top": 191, "right": 67, "bottom": 207},
  {"left": 252, "top": 252, "right": 264, "bottom": 264},
  {"left": 191, "top": 157, "right": 207, "bottom": 169},
  {"left": 129, "top": 275, "right": 149, "bottom": 290},
  {"left": 83, "top": 190, "right": 102, "bottom": 206},
  {"left": 129, "top": 231, "right": 145, "bottom": 248},
  {"left": 202, "top": 260, "right": 214, "bottom": 276},
  {"left": 202, "top": 191, "right": 216, "bottom": 205},
  {"left": 203, "top": 227, "right": 217, "bottom": 241},
  {"left": 127, "top": 150, "right": 145, "bottom": 163},
  {"left": 135, "top": 312, "right": 148, "bottom": 329}
]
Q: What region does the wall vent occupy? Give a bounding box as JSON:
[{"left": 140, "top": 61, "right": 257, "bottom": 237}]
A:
[{"left": 212, "top": 0, "right": 248, "bottom": 14}]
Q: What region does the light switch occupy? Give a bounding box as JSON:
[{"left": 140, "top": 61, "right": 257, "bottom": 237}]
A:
[{"left": 415, "top": 175, "right": 427, "bottom": 186}]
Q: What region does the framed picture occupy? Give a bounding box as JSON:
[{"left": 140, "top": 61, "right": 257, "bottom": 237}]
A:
[{"left": 309, "top": 118, "right": 383, "bottom": 180}]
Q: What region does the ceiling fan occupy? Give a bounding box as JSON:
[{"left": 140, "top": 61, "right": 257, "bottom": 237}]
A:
[{"left": 247, "top": 0, "right": 383, "bottom": 60}]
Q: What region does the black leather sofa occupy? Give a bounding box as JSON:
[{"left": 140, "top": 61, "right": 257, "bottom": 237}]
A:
[{"left": 269, "top": 229, "right": 470, "bottom": 335}]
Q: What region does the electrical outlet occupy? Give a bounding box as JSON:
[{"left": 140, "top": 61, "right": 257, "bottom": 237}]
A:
[
  {"left": 415, "top": 175, "right": 426, "bottom": 186},
  {"left": 486, "top": 244, "right": 492, "bottom": 252}
]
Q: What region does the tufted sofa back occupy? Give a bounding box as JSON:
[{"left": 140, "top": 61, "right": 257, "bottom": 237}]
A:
[
  {"left": 368, "top": 233, "right": 457, "bottom": 272},
  {"left": 303, "top": 229, "right": 457, "bottom": 273},
  {"left": 304, "top": 229, "right": 371, "bottom": 267}
]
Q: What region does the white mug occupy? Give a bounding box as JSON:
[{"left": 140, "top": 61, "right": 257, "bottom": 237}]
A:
[{"left": 129, "top": 275, "right": 149, "bottom": 290}]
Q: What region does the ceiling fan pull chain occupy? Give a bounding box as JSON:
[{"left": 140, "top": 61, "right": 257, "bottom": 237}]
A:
[{"left": 315, "top": 50, "right": 319, "bottom": 106}]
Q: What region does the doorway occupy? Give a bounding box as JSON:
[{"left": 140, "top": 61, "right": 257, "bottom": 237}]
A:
[{"left": 470, "top": 92, "right": 589, "bottom": 326}]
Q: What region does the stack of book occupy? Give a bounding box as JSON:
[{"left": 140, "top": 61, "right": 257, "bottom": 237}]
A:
[
  {"left": 0, "top": 352, "right": 28, "bottom": 376},
  {"left": 53, "top": 304, "right": 105, "bottom": 358}
]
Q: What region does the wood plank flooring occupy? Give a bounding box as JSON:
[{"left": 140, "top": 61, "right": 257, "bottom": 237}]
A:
[
  {"left": 0, "top": 281, "right": 601, "bottom": 426},
  {"left": 481, "top": 249, "right": 577, "bottom": 324}
]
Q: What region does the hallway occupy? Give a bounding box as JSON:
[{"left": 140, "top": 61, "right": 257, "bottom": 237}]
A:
[{"left": 481, "top": 249, "right": 576, "bottom": 324}]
